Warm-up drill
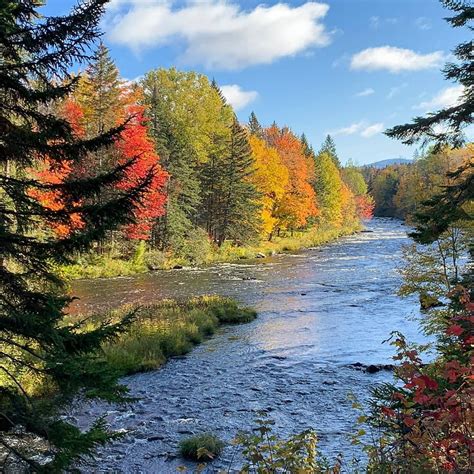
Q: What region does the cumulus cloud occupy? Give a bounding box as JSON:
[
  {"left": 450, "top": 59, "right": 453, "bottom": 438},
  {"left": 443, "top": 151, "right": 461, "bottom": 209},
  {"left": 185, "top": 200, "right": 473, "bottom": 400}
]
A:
[
  {"left": 220, "top": 84, "right": 258, "bottom": 110},
  {"left": 350, "top": 46, "right": 444, "bottom": 73},
  {"left": 106, "top": 1, "right": 331, "bottom": 70},
  {"left": 355, "top": 87, "right": 375, "bottom": 97},
  {"left": 415, "top": 86, "right": 464, "bottom": 111},
  {"left": 331, "top": 121, "right": 384, "bottom": 138}
]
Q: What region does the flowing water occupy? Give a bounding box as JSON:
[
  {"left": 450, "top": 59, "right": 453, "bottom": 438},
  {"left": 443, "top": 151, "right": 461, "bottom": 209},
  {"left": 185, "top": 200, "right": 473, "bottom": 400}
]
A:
[{"left": 70, "top": 218, "right": 426, "bottom": 473}]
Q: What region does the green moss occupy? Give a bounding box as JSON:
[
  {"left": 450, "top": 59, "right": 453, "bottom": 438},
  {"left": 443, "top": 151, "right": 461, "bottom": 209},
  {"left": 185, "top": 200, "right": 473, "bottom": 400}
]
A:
[{"left": 179, "top": 433, "right": 225, "bottom": 461}]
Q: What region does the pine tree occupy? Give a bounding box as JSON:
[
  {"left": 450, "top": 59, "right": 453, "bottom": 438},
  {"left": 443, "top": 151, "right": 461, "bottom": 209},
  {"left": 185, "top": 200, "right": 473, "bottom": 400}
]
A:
[
  {"left": 313, "top": 152, "right": 344, "bottom": 226},
  {"left": 201, "top": 89, "right": 259, "bottom": 246},
  {"left": 248, "top": 111, "right": 263, "bottom": 138},
  {"left": 318, "top": 134, "right": 340, "bottom": 167},
  {"left": 0, "top": 2, "right": 153, "bottom": 470}
]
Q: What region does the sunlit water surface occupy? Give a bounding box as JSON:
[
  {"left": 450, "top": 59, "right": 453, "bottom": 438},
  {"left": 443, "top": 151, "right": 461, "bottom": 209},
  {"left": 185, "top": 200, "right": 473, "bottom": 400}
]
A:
[{"left": 70, "top": 218, "right": 426, "bottom": 472}]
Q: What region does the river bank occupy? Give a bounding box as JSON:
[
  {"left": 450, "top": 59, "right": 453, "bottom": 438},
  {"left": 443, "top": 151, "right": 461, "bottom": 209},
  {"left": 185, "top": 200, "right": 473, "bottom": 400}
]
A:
[
  {"left": 69, "top": 218, "right": 426, "bottom": 471},
  {"left": 61, "top": 222, "right": 362, "bottom": 280},
  {"left": 95, "top": 296, "right": 257, "bottom": 375}
]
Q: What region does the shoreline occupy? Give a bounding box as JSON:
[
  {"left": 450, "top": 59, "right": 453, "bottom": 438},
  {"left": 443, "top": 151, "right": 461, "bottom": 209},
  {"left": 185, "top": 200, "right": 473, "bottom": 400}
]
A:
[{"left": 62, "top": 221, "right": 364, "bottom": 281}]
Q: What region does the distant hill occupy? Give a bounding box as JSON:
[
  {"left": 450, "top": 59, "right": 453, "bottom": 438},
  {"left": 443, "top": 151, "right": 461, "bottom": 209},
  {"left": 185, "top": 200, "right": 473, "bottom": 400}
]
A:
[{"left": 366, "top": 158, "right": 412, "bottom": 169}]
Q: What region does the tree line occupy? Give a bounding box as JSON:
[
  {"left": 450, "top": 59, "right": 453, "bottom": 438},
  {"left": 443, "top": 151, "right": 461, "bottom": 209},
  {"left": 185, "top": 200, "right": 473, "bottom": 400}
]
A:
[
  {"left": 363, "top": 145, "right": 472, "bottom": 221},
  {"left": 32, "top": 44, "right": 374, "bottom": 269}
]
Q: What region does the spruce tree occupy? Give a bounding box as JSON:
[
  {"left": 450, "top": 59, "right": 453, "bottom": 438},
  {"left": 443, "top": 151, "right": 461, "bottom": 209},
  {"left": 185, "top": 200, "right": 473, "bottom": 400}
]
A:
[
  {"left": 248, "top": 111, "right": 263, "bottom": 138},
  {"left": 318, "top": 134, "right": 340, "bottom": 167},
  {"left": 81, "top": 42, "right": 122, "bottom": 132},
  {"left": 214, "top": 118, "right": 260, "bottom": 246},
  {"left": 0, "top": 1, "right": 152, "bottom": 470}
]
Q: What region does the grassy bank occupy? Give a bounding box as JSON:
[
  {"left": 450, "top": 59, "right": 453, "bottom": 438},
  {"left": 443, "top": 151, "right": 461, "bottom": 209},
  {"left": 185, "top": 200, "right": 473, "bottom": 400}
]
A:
[
  {"left": 62, "top": 222, "right": 362, "bottom": 279},
  {"left": 3, "top": 297, "right": 256, "bottom": 398},
  {"left": 95, "top": 296, "right": 256, "bottom": 375}
]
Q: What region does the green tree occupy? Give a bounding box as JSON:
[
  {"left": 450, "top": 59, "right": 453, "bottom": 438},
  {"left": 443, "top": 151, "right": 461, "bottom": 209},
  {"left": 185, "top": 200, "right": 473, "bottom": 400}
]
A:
[
  {"left": 341, "top": 165, "right": 368, "bottom": 196},
  {"left": 300, "top": 133, "right": 315, "bottom": 160},
  {"left": 313, "top": 151, "right": 343, "bottom": 225},
  {"left": 318, "top": 134, "right": 340, "bottom": 168},
  {"left": 142, "top": 69, "right": 232, "bottom": 251},
  {"left": 200, "top": 99, "right": 260, "bottom": 246},
  {"left": 248, "top": 111, "right": 263, "bottom": 138},
  {"left": 78, "top": 42, "right": 123, "bottom": 137},
  {"left": 0, "top": 1, "right": 151, "bottom": 470},
  {"left": 370, "top": 167, "right": 400, "bottom": 217},
  {"left": 385, "top": 0, "right": 473, "bottom": 250}
]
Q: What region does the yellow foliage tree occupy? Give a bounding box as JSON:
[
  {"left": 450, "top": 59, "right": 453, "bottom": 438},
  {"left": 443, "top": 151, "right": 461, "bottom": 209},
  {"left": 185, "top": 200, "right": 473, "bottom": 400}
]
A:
[{"left": 249, "top": 135, "right": 289, "bottom": 240}]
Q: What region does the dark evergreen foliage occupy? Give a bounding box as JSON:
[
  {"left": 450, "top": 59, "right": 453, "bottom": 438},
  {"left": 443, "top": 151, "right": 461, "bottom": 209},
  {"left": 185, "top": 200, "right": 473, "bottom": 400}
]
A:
[
  {"left": 248, "top": 111, "right": 263, "bottom": 138},
  {"left": 0, "top": 1, "right": 153, "bottom": 470}
]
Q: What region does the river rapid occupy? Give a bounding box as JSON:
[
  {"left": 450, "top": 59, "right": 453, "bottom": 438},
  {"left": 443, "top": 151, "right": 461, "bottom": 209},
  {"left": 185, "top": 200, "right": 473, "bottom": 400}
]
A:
[{"left": 69, "top": 218, "right": 426, "bottom": 473}]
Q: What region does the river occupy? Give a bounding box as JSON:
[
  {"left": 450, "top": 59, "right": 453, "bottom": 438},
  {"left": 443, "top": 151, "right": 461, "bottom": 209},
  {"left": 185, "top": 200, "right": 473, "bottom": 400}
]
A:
[{"left": 69, "top": 218, "right": 426, "bottom": 473}]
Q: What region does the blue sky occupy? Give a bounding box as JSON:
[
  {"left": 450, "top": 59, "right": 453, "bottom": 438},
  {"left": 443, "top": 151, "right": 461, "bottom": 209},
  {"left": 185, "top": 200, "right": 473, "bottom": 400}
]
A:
[{"left": 43, "top": 0, "right": 469, "bottom": 165}]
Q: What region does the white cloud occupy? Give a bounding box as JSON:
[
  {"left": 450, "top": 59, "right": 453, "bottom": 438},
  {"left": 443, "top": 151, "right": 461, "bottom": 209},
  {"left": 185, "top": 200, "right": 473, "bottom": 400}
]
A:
[
  {"left": 360, "top": 122, "right": 384, "bottom": 138},
  {"left": 332, "top": 121, "right": 364, "bottom": 136},
  {"left": 106, "top": 1, "right": 331, "bottom": 70},
  {"left": 220, "top": 84, "right": 258, "bottom": 110},
  {"left": 351, "top": 46, "right": 444, "bottom": 73},
  {"left": 415, "top": 86, "right": 464, "bottom": 111},
  {"left": 415, "top": 17, "right": 431, "bottom": 30},
  {"left": 329, "top": 121, "right": 384, "bottom": 138},
  {"left": 355, "top": 87, "right": 375, "bottom": 97},
  {"left": 331, "top": 121, "right": 384, "bottom": 138}
]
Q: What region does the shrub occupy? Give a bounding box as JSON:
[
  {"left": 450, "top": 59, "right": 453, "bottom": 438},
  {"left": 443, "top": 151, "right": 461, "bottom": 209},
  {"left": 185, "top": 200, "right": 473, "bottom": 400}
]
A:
[
  {"left": 235, "top": 414, "right": 342, "bottom": 472},
  {"left": 179, "top": 433, "right": 225, "bottom": 461}
]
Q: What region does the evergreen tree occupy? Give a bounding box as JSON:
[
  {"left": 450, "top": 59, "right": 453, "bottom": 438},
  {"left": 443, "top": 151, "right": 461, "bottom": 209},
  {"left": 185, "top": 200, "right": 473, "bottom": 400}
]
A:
[
  {"left": 78, "top": 42, "right": 122, "bottom": 136},
  {"left": 215, "top": 118, "right": 260, "bottom": 246},
  {"left": 318, "top": 134, "right": 340, "bottom": 167},
  {"left": 200, "top": 89, "right": 259, "bottom": 246},
  {"left": 0, "top": 2, "right": 152, "bottom": 469},
  {"left": 142, "top": 69, "right": 231, "bottom": 252},
  {"left": 300, "top": 133, "right": 315, "bottom": 159},
  {"left": 248, "top": 111, "right": 263, "bottom": 138}
]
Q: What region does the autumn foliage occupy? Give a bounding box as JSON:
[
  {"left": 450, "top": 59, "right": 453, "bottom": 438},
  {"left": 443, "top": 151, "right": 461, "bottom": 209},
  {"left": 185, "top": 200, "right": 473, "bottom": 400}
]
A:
[
  {"left": 366, "top": 286, "right": 473, "bottom": 472},
  {"left": 29, "top": 99, "right": 86, "bottom": 237},
  {"left": 116, "top": 103, "right": 167, "bottom": 240}
]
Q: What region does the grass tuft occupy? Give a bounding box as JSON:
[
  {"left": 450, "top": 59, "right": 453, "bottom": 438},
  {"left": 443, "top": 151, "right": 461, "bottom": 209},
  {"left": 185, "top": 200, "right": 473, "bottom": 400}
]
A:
[{"left": 179, "top": 433, "right": 225, "bottom": 461}]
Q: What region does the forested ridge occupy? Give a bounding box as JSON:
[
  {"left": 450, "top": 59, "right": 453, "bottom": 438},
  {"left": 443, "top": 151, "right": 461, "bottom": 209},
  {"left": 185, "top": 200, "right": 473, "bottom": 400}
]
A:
[{"left": 364, "top": 145, "right": 473, "bottom": 221}]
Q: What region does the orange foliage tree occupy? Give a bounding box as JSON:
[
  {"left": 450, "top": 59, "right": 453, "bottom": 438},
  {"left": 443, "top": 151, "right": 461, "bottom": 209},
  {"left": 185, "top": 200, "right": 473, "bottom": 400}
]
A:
[
  {"left": 30, "top": 99, "right": 86, "bottom": 237},
  {"left": 115, "top": 101, "right": 167, "bottom": 240},
  {"left": 264, "top": 125, "right": 318, "bottom": 231}
]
